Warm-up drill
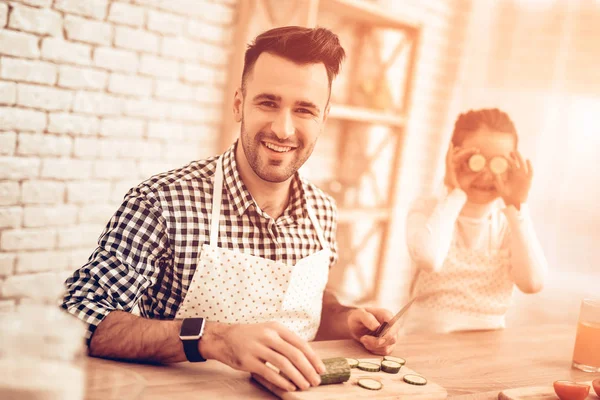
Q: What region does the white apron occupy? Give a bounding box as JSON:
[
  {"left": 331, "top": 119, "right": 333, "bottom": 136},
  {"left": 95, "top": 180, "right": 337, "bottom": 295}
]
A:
[
  {"left": 175, "top": 155, "right": 331, "bottom": 341},
  {"left": 403, "top": 212, "right": 514, "bottom": 334}
]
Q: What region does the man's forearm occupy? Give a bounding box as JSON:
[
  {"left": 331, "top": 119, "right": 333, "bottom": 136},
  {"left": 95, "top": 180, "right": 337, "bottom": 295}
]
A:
[
  {"left": 89, "top": 311, "right": 225, "bottom": 363},
  {"left": 314, "top": 289, "right": 356, "bottom": 341}
]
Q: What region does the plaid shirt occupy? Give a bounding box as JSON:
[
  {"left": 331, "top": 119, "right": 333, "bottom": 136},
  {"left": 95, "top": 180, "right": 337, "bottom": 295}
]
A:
[{"left": 61, "top": 142, "right": 338, "bottom": 343}]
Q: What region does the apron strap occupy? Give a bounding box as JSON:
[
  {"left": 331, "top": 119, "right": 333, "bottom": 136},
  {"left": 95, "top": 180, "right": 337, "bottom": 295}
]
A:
[
  {"left": 209, "top": 155, "right": 224, "bottom": 247},
  {"left": 305, "top": 201, "right": 329, "bottom": 250}
]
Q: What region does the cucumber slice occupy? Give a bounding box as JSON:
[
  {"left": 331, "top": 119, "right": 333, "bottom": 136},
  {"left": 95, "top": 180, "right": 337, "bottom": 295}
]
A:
[
  {"left": 489, "top": 156, "right": 508, "bottom": 175},
  {"left": 468, "top": 153, "right": 486, "bottom": 172},
  {"left": 358, "top": 378, "right": 383, "bottom": 391},
  {"left": 403, "top": 374, "right": 428, "bottom": 385},
  {"left": 357, "top": 362, "right": 380, "bottom": 372},
  {"left": 319, "top": 357, "right": 351, "bottom": 385},
  {"left": 383, "top": 356, "right": 406, "bottom": 366},
  {"left": 380, "top": 360, "right": 401, "bottom": 374},
  {"left": 345, "top": 358, "right": 359, "bottom": 368}
]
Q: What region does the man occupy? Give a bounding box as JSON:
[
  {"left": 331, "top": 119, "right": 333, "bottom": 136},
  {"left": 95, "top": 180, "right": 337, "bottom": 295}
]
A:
[{"left": 62, "top": 26, "right": 399, "bottom": 392}]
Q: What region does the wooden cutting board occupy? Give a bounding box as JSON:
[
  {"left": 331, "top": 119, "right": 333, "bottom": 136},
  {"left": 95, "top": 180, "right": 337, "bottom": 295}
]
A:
[
  {"left": 253, "top": 357, "right": 447, "bottom": 399},
  {"left": 498, "top": 381, "right": 597, "bottom": 399}
]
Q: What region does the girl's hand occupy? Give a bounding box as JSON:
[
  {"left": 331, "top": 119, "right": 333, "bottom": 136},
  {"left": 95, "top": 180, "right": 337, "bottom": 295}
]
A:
[
  {"left": 444, "top": 143, "right": 480, "bottom": 191},
  {"left": 494, "top": 151, "right": 533, "bottom": 209}
]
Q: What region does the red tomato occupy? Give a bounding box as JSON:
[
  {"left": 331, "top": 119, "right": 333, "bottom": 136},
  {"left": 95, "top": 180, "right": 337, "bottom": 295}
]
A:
[
  {"left": 553, "top": 380, "right": 590, "bottom": 400},
  {"left": 592, "top": 379, "right": 600, "bottom": 397}
]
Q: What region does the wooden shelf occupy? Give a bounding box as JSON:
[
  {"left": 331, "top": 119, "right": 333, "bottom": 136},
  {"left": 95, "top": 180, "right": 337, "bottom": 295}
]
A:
[
  {"left": 328, "top": 104, "right": 406, "bottom": 127},
  {"left": 319, "top": 0, "right": 420, "bottom": 31},
  {"left": 338, "top": 207, "right": 391, "bottom": 222}
]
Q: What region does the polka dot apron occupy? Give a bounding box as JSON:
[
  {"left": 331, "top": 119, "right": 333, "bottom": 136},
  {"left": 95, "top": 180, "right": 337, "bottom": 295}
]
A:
[{"left": 175, "top": 155, "right": 331, "bottom": 341}]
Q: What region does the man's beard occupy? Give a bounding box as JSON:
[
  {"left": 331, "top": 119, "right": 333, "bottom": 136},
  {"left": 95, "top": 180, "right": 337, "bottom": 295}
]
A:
[{"left": 240, "top": 119, "right": 316, "bottom": 183}]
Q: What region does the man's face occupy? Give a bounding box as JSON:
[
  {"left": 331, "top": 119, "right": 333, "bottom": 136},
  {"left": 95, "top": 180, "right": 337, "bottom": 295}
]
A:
[{"left": 234, "top": 52, "right": 330, "bottom": 183}]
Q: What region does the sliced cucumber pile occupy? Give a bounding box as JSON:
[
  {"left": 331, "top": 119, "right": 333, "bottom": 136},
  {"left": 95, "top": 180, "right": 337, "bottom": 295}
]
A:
[
  {"left": 345, "top": 358, "right": 359, "bottom": 368},
  {"left": 357, "top": 361, "right": 381, "bottom": 372},
  {"left": 383, "top": 355, "right": 406, "bottom": 366},
  {"left": 380, "top": 360, "right": 402, "bottom": 374}
]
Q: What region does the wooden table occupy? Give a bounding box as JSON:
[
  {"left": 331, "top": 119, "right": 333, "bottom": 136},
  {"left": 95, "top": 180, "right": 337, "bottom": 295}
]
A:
[{"left": 85, "top": 324, "right": 600, "bottom": 399}]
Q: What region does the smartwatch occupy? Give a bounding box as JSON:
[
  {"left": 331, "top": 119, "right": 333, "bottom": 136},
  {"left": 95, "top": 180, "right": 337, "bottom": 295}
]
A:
[{"left": 179, "top": 317, "right": 207, "bottom": 362}]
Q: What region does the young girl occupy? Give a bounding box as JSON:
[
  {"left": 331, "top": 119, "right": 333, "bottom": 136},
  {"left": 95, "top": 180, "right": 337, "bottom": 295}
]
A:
[{"left": 401, "top": 108, "right": 548, "bottom": 334}]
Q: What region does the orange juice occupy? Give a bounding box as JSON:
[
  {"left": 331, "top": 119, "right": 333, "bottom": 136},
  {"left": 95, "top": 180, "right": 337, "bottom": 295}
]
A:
[{"left": 573, "top": 320, "right": 600, "bottom": 367}]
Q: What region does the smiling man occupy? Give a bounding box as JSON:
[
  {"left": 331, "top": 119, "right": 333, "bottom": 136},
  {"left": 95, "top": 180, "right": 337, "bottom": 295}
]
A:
[{"left": 62, "top": 26, "right": 399, "bottom": 392}]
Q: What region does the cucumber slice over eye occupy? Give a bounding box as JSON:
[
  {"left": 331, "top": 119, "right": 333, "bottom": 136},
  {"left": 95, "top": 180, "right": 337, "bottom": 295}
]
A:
[
  {"left": 383, "top": 356, "right": 406, "bottom": 366},
  {"left": 345, "top": 358, "right": 359, "bottom": 368},
  {"left": 403, "top": 374, "right": 428, "bottom": 385},
  {"left": 357, "top": 362, "right": 381, "bottom": 372},
  {"left": 468, "top": 154, "right": 486, "bottom": 172},
  {"left": 489, "top": 156, "right": 509, "bottom": 174},
  {"left": 381, "top": 360, "right": 401, "bottom": 374},
  {"left": 358, "top": 378, "right": 383, "bottom": 391}
]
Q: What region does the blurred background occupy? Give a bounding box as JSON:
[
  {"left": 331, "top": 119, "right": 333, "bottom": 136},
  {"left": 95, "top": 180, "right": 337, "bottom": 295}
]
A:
[{"left": 0, "top": 0, "right": 597, "bottom": 327}]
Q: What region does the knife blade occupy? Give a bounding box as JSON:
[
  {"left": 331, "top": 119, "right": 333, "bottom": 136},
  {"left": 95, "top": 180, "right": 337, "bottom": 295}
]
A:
[{"left": 371, "top": 295, "right": 419, "bottom": 338}]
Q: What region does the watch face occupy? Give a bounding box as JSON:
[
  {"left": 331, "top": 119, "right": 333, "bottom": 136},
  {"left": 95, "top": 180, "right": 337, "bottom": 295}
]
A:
[{"left": 180, "top": 318, "right": 205, "bottom": 338}]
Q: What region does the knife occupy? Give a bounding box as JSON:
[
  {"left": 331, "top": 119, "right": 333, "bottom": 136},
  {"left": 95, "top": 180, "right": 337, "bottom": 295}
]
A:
[{"left": 370, "top": 295, "right": 420, "bottom": 338}]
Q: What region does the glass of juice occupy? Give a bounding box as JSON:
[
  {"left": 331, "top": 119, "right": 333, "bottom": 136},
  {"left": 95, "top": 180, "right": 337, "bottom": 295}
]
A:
[{"left": 572, "top": 298, "right": 600, "bottom": 372}]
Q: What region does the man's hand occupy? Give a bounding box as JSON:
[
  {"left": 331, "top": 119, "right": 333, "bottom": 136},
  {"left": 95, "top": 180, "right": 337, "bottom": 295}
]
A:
[
  {"left": 347, "top": 308, "right": 399, "bottom": 355},
  {"left": 204, "top": 321, "right": 326, "bottom": 392}
]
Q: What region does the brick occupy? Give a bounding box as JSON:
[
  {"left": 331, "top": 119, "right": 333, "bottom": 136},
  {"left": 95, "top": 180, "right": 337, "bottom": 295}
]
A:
[
  {"left": 8, "top": 4, "right": 62, "bottom": 36},
  {"left": 17, "top": 133, "right": 72, "bottom": 157},
  {"left": 54, "top": 0, "right": 109, "bottom": 20},
  {"left": 1, "top": 271, "right": 67, "bottom": 299},
  {"left": 111, "top": 179, "right": 139, "bottom": 203},
  {"left": 17, "top": 84, "right": 73, "bottom": 111},
  {"left": 0, "top": 157, "right": 40, "bottom": 180},
  {"left": 0, "top": 30, "right": 39, "bottom": 58},
  {"left": 58, "top": 65, "right": 108, "bottom": 90},
  {"left": 66, "top": 181, "right": 110, "bottom": 204},
  {"left": 198, "top": 42, "right": 229, "bottom": 66},
  {"left": 138, "top": 160, "right": 180, "bottom": 179},
  {"left": 163, "top": 142, "right": 200, "bottom": 161},
  {"left": 0, "top": 132, "right": 16, "bottom": 156},
  {"left": 16, "top": 250, "right": 70, "bottom": 273},
  {"left": 132, "top": 0, "right": 161, "bottom": 6},
  {"left": 155, "top": 80, "right": 195, "bottom": 101},
  {"left": 159, "top": 0, "right": 234, "bottom": 21},
  {"left": 0, "top": 58, "right": 57, "bottom": 85},
  {"left": 187, "top": 20, "right": 230, "bottom": 43},
  {"left": 196, "top": 84, "right": 224, "bottom": 104},
  {"left": 147, "top": 9, "right": 184, "bottom": 35},
  {"left": 0, "top": 3, "right": 7, "bottom": 28},
  {"left": 0, "top": 107, "right": 46, "bottom": 131},
  {"left": 100, "top": 117, "right": 145, "bottom": 137},
  {"left": 93, "top": 159, "right": 137, "bottom": 179},
  {"left": 147, "top": 121, "right": 185, "bottom": 140},
  {"left": 181, "top": 63, "right": 220, "bottom": 84},
  {"left": 94, "top": 47, "right": 139, "bottom": 73},
  {"left": 140, "top": 55, "right": 179, "bottom": 79},
  {"left": 72, "top": 137, "right": 98, "bottom": 157},
  {"left": 0, "top": 253, "right": 15, "bottom": 277},
  {"left": 108, "top": 2, "right": 145, "bottom": 27},
  {"left": 57, "top": 224, "right": 102, "bottom": 248},
  {"left": 100, "top": 138, "right": 161, "bottom": 160},
  {"left": 64, "top": 15, "right": 113, "bottom": 46},
  {"left": 0, "top": 81, "right": 16, "bottom": 105},
  {"left": 23, "top": 205, "right": 77, "bottom": 228},
  {"left": 41, "top": 159, "right": 92, "bottom": 180},
  {"left": 0, "top": 182, "right": 19, "bottom": 206},
  {"left": 21, "top": 181, "right": 65, "bottom": 205},
  {"left": 0, "top": 228, "right": 56, "bottom": 251},
  {"left": 69, "top": 248, "right": 93, "bottom": 270},
  {"left": 169, "top": 103, "right": 213, "bottom": 123},
  {"left": 11, "top": 0, "right": 53, "bottom": 7},
  {"left": 115, "top": 26, "right": 159, "bottom": 53},
  {"left": 160, "top": 36, "right": 196, "bottom": 60},
  {"left": 108, "top": 73, "right": 152, "bottom": 96},
  {"left": 41, "top": 38, "right": 91, "bottom": 66},
  {"left": 124, "top": 98, "right": 169, "bottom": 119},
  {"left": 0, "top": 207, "right": 22, "bottom": 228},
  {"left": 72, "top": 91, "right": 124, "bottom": 116},
  {"left": 78, "top": 204, "right": 115, "bottom": 224},
  {"left": 48, "top": 112, "right": 99, "bottom": 135}
]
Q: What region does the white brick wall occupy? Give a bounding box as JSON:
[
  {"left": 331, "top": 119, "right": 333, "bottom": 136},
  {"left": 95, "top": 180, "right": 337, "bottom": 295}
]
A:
[{"left": 0, "top": 0, "right": 235, "bottom": 305}]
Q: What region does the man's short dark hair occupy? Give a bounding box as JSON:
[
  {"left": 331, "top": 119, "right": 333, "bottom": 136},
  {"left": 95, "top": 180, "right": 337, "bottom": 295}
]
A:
[{"left": 241, "top": 26, "right": 346, "bottom": 96}]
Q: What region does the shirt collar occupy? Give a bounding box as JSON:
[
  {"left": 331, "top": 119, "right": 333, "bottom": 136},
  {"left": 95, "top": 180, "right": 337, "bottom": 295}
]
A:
[{"left": 222, "top": 141, "right": 307, "bottom": 221}]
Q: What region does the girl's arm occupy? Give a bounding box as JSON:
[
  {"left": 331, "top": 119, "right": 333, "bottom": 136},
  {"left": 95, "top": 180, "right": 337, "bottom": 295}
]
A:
[
  {"left": 502, "top": 204, "right": 548, "bottom": 293},
  {"left": 406, "top": 189, "right": 467, "bottom": 272}
]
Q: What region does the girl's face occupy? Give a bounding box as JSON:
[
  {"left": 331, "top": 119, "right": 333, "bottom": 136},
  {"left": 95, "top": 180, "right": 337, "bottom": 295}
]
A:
[{"left": 456, "top": 127, "right": 516, "bottom": 205}]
